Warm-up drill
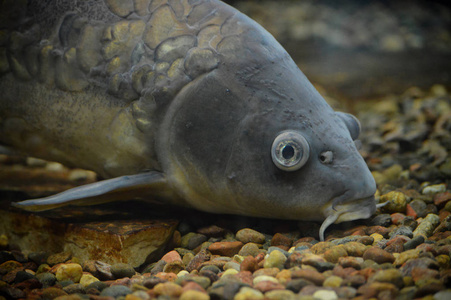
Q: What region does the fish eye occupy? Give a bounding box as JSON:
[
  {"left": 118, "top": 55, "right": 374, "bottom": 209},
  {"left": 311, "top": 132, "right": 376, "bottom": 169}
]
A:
[
  {"left": 319, "top": 151, "right": 334, "bottom": 164},
  {"left": 271, "top": 131, "right": 310, "bottom": 171}
]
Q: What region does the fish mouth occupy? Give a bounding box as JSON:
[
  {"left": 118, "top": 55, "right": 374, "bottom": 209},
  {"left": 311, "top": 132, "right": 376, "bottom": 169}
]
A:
[{"left": 319, "top": 194, "right": 377, "bottom": 241}]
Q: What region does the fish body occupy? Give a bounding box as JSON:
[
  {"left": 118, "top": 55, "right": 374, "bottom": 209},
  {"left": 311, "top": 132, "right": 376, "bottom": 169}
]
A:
[{"left": 0, "top": 0, "right": 377, "bottom": 240}]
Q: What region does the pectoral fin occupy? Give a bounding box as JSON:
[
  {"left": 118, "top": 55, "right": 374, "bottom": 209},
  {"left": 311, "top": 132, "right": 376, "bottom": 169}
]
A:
[{"left": 12, "top": 171, "right": 169, "bottom": 212}]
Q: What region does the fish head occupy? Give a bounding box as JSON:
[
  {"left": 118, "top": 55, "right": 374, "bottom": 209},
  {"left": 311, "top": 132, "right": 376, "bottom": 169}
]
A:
[{"left": 156, "top": 11, "right": 376, "bottom": 240}]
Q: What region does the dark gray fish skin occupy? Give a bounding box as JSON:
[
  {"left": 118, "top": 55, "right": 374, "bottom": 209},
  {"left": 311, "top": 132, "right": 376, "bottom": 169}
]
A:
[{"left": 0, "top": 0, "right": 376, "bottom": 240}]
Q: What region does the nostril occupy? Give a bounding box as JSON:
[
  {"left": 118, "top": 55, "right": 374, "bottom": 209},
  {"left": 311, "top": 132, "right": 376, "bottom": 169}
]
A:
[{"left": 319, "top": 151, "right": 333, "bottom": 164}]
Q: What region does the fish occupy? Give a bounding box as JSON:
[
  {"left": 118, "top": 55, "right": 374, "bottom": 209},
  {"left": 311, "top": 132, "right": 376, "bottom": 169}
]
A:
[{"left": 0, "top": 0, "right": 377, "bottom": 241}]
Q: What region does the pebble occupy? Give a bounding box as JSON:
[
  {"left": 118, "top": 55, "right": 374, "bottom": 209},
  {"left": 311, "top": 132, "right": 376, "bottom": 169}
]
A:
[
  {"left": 100, "top": 285, "right": 132, "bottom": 297},
  {"left": 263, "top": 250, "right": 286, "bottom": 269},
  {"left": 389, "top": 225, "right": 413, "bottom": 239},
  {"left": 110, "top": 263, "right": 135, "bottom": 279},
  {"left": 380, "top": 191, "right": 408, "bottom": 213},
  {"left": 323, "top": 275, "right": 343, "bottom": 288},
  {"left": 422, "top": 183, "right": 447, "bottom": 195},
  {"left": 236, "top": 228, "right": 266, "bottom": 244},
  {"left": 265, "top": 289, "right": 297, "bottom": 299},
  {"left": 208, "top": 241, "right": 244, "bottom": 257},
  {"left": 79, "top": 273, "right": 99, "bottom": 287},
  {"left": 270, "top": 233, "right": 292, "bottom": 248},
  {"left": 47, "top": 252, "right": 72, "bottom": 266},
  {"left": 323, "top": 245, "right": 348, "bottom": 263},
  {"left": 55, "top": 263, "right": 83, "bottom": 283},
  {"left": 394, "top": 249, "right": 420, "bottom": 266},
  {"left": 403, "top": 235, "right": 425, "bottom": 250},
  {"left": 408, "top": 199, "right": 428, "bottom": 218},
  {"left": 153, "top": 282, "right": 183, "bottom": 297},
  {"left": 312, "top": 289, "right": 338, "bottom": 300},
  {"left": 413, "top": 213, "right": 440, "bottom": 238},
  {"left": 179, "top": 289, "right": 210, "bottom": 300},
  {"left": 370, "top": 268, "right": 404, "bottom": 288},
  {"left": 238, "top": 242, "right": 263, "bottom": 257},
  {"left": 362, "top": 247, "right": 395, "bottom": 264},
  {"left": 234, "top": 286, "right": 264, "bottom": 299},
  {"left": 371, "top": 214, "right": 392, "bottom": 226}
]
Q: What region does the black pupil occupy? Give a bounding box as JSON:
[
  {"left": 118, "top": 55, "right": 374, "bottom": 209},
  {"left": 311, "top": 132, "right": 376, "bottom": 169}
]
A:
[{"left": 282, "top": 145, "right": 295, "bottom": 160}]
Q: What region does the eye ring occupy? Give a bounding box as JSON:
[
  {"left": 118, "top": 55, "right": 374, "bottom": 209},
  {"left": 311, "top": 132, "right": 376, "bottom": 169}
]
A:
[{"left": 271, "top": 131, "right": 310, "bottom": 171}]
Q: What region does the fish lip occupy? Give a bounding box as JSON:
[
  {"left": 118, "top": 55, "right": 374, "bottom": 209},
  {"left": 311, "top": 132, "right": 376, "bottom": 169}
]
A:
[{"left": 319, "top": 194, "right": 377, "bottom": 241}]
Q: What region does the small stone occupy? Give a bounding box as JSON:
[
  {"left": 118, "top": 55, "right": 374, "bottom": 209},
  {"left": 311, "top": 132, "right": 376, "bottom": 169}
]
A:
[
  {"left": 41, "top": 287, "right": 68, "bottom": 299},
  {"left": 311, "top": 242, "right": 334, "bottom": 254},
  {"left": 400, "top": 216, "right": 418, "bottom": 230},
  {"left": 433, "top": 290, "right": 451, "bottom": 300},
  {"left": 391, "top": 213, "right": 407, "bottom": 225},
  {"left": 154, "top": 282, "right": 183, "bottom": 297},
  {"left": 264, "top": 289, "right": 297, "bottom": 300},
  {"left": 181, "top": 233, "right": 207, "bottom": 250},
  {"left": 370, "top": 268, "right": 404, "bottom": 288},
  {"left": 312, "top": 289, "right": 338, "bottom": 300},
  {"left": 79, "top": 273, "right": 99, "bottom": 287},
  {"left": 370, "top": 233, "right": 384, "bottom": 244},
  {"left": 363, "top": 247, "right": 395, "bottom": 264},
  {"left": 270, "top": 233, "right": 292, "bottom": 248},
  {"left": 422, "top": 184, "right": 446, "bottom": 195},
  {"left": 36, "top": 272, "right": 56, "bottom": 288},
  {"left": 389, "top": 226, "right": 413, "bottom": 239},
  {"left": 291, "top": 269, "right": 325, "bottom": 286},
  {"left": 55, "top": 263, "right": 83, "bottom": 283},
  {"left": 90, "top": 261, "right": 113, "bottom": 281},
  {"left": 0, "top": 260, "right": 22, "bottom": 272},
  {"left": 403, "top": 235, "right": 424, "bottom": 250},
  {"left": 342, "top": 242, "right": 367, "bottom": 257},
  {"left": 286, "top": 278, "right": 314, "bottom": 293},
  {"left": 161, "top": 250, "right": 182, "bottom": 263},
  {"left": 224, "top": 261, "right": 240, "bottom": 271},
  {"left": 13, "top": 270, "right": 35, "bottom": 283},
  {"left": 186, "top": 250, "right": 210, "bottom": 272},
  {"left": 254, "top": 267, "right": 279, "bottom": 278},
  {"left": 413, "top": 213, "right": 440, "bottom": 238},
  {"left": 324, "top": 245, "right": 348, "bottom": 263},
  {"left": 234, "top": 286, "right": 264, "bottom": 300},
  {"left": 208, "top": 241, "right": 243, "bottom": 257},
  {"left": 380, "top": 191, "right": 408, "bottom": 213},
  {"left": 253, "top": 275, "right": 279, "bottom": 285},
  {"left": 434, "top": 192, "right": 451, "bottom": 207},
  {"left": 371, "top": 214, "right": 392, "bottom": 226},
  {"left": 63, "top": 283, "right": 86, "bottom": 294},
  {"left": 180, "top": 289, "right": 210, "bottom": 300},
  {"left": 163, "top": 260, "right": 184, "bottom": 274},
  {"left": 87, "top": 280, "right": 108, "bottom": 291},
  {"left": 240, "top": 256, "right": 258, "bottom": 273},
  {"left": 254, "top": 280, "right": 284, "bottom": 293},
  {"left": 394, "top": 249, "right": 420, "bottom": 266},
  {"left": 182, "top": 252, "right": 195, "bottom": 267},
  {"left": 111, "top": 263, "right": 135, "bottom": 279},
  {"left": 236, "top": 228, "right": 266, "bottom": 244},
  {"left": 338, "top": 257, "right": 363, "bottom": 269},
  {"left": 28, "top": 252, "right": 49, "bottom": 265},
  {"left": 323, "top": 275, "right": 343, "bottom": 288},
  {"left": 263, "top": 250, "right": 286, "bottom": 269},
  {"left": 47, "top": 252, "right": 72, "bottom": 266},
  {"left": 238, "top": 243, "right": 263, "bottom": 257},
  {"left": 100, "top": 285, "right": 133, "bottom": 297},
  {"left": 197, "top": 225, "right": 226, "bottom": 238},
  {"left": 357, "top": 282, "right": 398, "bottom": 299},
  {"left": 221, "top": 268, "right": 238, "bottom": 276}
]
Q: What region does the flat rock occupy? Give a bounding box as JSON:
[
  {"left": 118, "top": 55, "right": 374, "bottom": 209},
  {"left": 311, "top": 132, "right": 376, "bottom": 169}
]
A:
[{"left": 0, "top": 209, "right": 178, "bottom": 268}]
